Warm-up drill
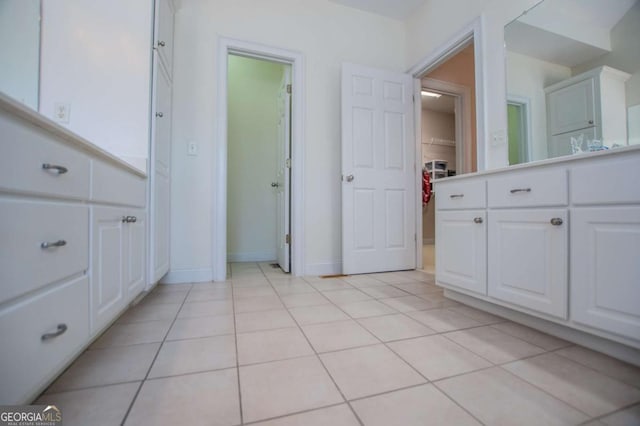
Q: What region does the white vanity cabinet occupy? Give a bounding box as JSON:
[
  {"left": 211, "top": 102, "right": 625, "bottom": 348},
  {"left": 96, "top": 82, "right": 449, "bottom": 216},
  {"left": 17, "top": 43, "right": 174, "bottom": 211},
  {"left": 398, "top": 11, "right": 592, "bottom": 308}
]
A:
[
  {"left": 435, "top": 180, "right": 487, "bottom": 295},
  {"left": 569, "top": 152, "right": 640, "bottom": 342},
  {"left": 154, "top": 0, "right": 175, "bottom": 80},
  {"left": 435, "top": 147, "right": 640, "bottom": 354},
  {"left": 0, "top": 94, "right": 148, "bottom": 404},
  {"left": 546, "top": 66, "right": 630, "bottom": 158}
]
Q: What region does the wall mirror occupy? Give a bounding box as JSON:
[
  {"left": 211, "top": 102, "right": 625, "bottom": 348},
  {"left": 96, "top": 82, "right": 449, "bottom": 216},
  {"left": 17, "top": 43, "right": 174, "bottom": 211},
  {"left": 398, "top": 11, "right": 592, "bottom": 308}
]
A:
[
  {"left": 0, "top": 0, "right": 41, "bottom": 110},
  {"left": 504, "top": 0, "right": 639, "bottom": 165}
]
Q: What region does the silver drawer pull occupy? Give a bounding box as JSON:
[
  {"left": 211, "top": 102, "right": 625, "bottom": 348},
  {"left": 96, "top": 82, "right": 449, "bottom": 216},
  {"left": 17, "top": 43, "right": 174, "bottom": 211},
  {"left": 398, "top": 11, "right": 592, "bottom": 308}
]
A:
[
  {"left": 473, "top": 217, "right": 483, "bottom": 224},
  {"left": 155, "top": 112, "right": 164, "bottom": 118},
  {"left": 41, "top": 240, "right": 67, "bottom": 249},
  {"left": 122, "top": 216, "right": 137, "bottom": 223},
  {"left": 130, "top": 216, "right": 137, "bottom": 223},
  {"left": 550, "top": 218, "right": 563, "bottom": 226},
  {"left": 42, "top": 163, "right": 68, "bottom": 174},
  {"left": 41, "top": 324, "right": 68, "bottom": 341},
  {"left": 510, "top": 188, "right": 531, "bottom": 194},
  {"left": 157, "top": 40, "right": 166, "bottom": 47},
  {"left": 450, "top": 194, "right": 464, "bottom": 199}
]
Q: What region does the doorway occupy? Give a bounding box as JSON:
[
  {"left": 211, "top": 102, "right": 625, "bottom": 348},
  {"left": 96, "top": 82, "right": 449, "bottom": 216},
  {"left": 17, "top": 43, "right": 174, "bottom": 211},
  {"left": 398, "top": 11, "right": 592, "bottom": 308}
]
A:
[
  {"left": 416, "top": 40, "right": 478, "bottom": 273},
  {"left": 226, "top": 55, "right": 291, "bottom": 271},
  {"left": 213, "top": 38, "right": 305, "bottom": 281}
]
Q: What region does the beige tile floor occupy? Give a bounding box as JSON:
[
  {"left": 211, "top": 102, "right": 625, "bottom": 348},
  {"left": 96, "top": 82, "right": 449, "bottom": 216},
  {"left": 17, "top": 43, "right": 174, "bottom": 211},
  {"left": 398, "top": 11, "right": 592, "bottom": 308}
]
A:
[{"left": 38, "top": 262, "right": 640, "bottom": 426}]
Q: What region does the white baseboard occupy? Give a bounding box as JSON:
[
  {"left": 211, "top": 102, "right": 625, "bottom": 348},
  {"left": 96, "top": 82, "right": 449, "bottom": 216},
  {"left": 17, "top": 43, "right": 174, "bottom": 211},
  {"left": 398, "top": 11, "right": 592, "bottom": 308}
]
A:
[
  {"left": 305, "top": 262, "right": 343, "bottom": 276},
  {"left": 160, "top": 268, "right": 213, "bottom": 284},
  {"left": 227, "top": 252, "right": 276, "bottom": 263}
]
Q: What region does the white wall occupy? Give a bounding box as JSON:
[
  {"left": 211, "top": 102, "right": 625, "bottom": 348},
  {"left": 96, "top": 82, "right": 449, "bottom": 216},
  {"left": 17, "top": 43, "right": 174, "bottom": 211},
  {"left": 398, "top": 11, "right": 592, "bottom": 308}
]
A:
[
  {"left": 0, "top": 0, "right": 40, "bottom": 110},
  {"left": 506, "top": 51, "right": 571, "bottom": 161},
  {"left": 39, "top": 0, "right": 153, "bottom": 172},
  {"left": 227, "top": 55, "right": 284, "bottom": 262},
  {"left": 405, "top": 0, "right": 540, "bottom": 170},
  {"left": 170, "top": 0, "right": 406, "bottom": 279}
]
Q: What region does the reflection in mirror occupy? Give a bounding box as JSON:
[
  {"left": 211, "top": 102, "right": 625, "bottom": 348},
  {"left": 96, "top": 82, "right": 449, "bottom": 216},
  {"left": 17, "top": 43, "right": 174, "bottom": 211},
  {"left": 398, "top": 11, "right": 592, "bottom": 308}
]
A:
[
  {"left": 0, "top": 0, "right": 41, "bottom": 110},
  {"left": 505, "top": 0, "right": 640, "bottom": 164}
]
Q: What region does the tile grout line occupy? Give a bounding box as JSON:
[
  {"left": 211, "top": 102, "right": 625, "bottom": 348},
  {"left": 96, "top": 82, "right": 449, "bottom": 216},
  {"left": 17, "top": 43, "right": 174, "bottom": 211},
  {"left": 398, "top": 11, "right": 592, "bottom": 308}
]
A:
[
  {"left": 119, "top": 285, "right": 192, "bottom": 425},
  {"left": 229, "top": 264, "right": 245, "bottom": 426},
  {"left": 265, "top": 269, "right": 367, "bottom": 426}
]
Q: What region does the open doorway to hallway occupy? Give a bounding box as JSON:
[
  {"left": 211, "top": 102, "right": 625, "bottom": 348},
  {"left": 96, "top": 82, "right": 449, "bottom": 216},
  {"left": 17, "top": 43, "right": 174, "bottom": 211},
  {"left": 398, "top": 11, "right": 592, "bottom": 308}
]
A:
[
  {"left": 226, "top": 54, "right": 292, "bottom": 272},
  {"left": 417, "top": 41, "right": 477, "bottom": 273}
]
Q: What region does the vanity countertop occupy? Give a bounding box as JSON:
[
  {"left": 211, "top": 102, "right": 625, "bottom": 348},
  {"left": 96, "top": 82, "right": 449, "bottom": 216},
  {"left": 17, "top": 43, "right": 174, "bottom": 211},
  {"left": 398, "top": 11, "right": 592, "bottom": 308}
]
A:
[
  {"left": 0, "top": 92, "right": 147, "bottom": 178},
  {"left": 435, "top": 144, "right": 640, "bottom": 183}
]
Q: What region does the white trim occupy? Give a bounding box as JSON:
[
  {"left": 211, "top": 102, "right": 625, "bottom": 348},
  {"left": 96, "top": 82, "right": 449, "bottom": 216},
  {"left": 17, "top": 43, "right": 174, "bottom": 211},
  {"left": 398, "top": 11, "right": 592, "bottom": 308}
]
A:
[
  {"left": 305, "top": 262, "right": 343, "bottom": 277},
  {"left": 408, "top": 16, "right": 485, "bottom": 273},
  {"left": 228, "top": 252, "right": 277, "bottom": 263},
  {"left": 160, "top": 268, "right": 213, "bottom": 284},
  {"left": 214, "top": 37, "right": 305, "bottom": 281}
]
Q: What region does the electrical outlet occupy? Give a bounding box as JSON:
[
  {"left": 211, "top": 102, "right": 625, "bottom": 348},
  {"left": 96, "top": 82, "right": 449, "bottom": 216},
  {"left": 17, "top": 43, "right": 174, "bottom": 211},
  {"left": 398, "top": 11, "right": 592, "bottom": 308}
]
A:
[
  {"left": 187, "top": 141, "right": 198, "bottom": 156},
  {"left": 54, "top": 102, "right": 70, "bottom": 123}
]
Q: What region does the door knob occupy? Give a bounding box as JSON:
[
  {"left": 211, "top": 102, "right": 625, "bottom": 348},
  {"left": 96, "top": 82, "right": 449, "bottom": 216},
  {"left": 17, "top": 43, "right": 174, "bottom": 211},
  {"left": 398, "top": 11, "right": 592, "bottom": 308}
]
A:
[
  {"left": 345, "top": 174, "right": 354, "bottom": 182},
  {"left": 271, "top": 182, "right": 280, "bottom": 188}
]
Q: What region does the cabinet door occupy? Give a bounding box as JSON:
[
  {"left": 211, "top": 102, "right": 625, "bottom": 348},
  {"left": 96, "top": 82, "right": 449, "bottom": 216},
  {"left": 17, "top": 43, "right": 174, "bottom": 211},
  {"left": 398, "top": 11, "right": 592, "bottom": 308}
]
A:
[
  {"left": 548, "top": 127, "right": 597, "bottom": 159},
  {"left": 488, "top": 209, "right": 568, "bottom": 319},
  {"left": 155, "top": 0, "right": 174, "bottom": 78},
  {"left": 547, "top": 78, "right": 595, "bottom": 135},
  {"left": 436, "top": 210, "right": 486, "bottom": 295},
  {"left": 91, "top": 207, "right": 126, "bottom": 334},
  {"left": 125, "top": 210, "right": 146, "bottom": 302},
  {"left": 571, "top": 207, "right": 640, "bottom": 341}
]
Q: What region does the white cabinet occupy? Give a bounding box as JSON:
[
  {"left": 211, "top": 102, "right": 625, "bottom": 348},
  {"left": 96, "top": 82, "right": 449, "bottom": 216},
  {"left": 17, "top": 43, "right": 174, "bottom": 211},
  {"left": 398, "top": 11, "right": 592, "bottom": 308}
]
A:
[
  {"left": 488, "top": 209, "right": 568, "bottom": 319},
  {"left": 546, "top": 66, "right": 630, "bottom": 157},
  {"left": 571, "top": 207, "right": 640, "bottom": 341},
  {"left": 436, "top": 210, "right": 486, "bottom": 295},
  {"left": 149, "top": 62, "right": 172, "bottom": 284},
  {"left": 155, "top": 0, "right": 175, "bottom": 79},
  {"left": 91, "top": 207, "right": 146, "bottom": 334}
]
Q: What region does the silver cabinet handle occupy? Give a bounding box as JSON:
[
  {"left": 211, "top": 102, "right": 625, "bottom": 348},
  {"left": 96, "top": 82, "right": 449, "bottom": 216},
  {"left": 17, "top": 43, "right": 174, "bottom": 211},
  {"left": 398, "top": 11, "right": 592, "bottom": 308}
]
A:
[
  {"left": 346, "top": 174, "right": 355, "bottom": 182},
  {"left": 42, "top": 323, "right": 67, "bottom": 341},
  {"left": 122, "top": 216, "right": 137, "bottom": 223},
  {"left": 588, "top": 120, "right": 594, "bottom": 125},
  {"left": 130, "top": 216, "right": 137, "bottom": 223},
  {"left": 271, "top": 182, "right": 279, "bottom": 188},
  {"left": 450, "top": 194, "right": 464, "bottom": 199},
  {"left": 473, "top": 217, "right": 483, "bottom": 224},
  {"left": 157, "top": 40, "right": 166, "bottom": 47},
  {"left": 42, "top": 163, "right": 68, "bottom": 175},
  {"left": 550, "top": 218, "right": 563, "bottom": 226},
  {"left": 510, "top": 188, "right": 531, "bottom": 194},
  {"left": 155, "top": 112, "right": 164, "bottom": 118},
  {"left": 122, "top": 216, "right": 128, "bottom": 223},
  {"left": 41, "top": 240, "right": 67, "bottom": 249}
]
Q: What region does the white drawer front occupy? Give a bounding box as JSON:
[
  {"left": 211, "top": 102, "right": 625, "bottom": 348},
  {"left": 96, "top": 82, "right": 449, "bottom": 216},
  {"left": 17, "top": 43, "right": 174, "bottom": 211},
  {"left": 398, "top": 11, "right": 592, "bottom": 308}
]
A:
[
  {"left": 435, "top": 179, "right": 486, "bottom": 210},
  {"left": 0, "top": 114, "right": 91, "bottom": 200},
  {"left": 488, "top": 168, "right": 567, "bottom": 208},
  {"left": 0, "top": 200, "right": 89, "bottom": 305},
  {"left": 0, "top": 276, "right": 90, "bottom": 404},
  {"left": 92, "top": 160, "right": 146, "bottom": 207},
  {"left": 571, "top": 152, "right": 640, "bottom": 205}
]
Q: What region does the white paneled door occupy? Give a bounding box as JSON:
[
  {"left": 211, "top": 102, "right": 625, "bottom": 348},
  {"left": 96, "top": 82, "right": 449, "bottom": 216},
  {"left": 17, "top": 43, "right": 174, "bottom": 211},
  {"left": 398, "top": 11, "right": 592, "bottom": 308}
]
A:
[
  {"left": 341, "top": 63, "right": 416, "bottom": 274},
  {"left": 276, "top": 69, "right": 291, "bottom": 272}
]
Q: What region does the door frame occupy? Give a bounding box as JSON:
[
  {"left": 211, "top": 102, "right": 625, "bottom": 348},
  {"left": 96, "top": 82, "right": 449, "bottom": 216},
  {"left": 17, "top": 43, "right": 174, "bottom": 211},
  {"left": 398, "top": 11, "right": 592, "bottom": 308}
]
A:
[
  {"left": 407, "top": 17, "right": 485, "bottom": 270},
  {"left": 213, "top": 37, "right": 305, "bottom": 281}
]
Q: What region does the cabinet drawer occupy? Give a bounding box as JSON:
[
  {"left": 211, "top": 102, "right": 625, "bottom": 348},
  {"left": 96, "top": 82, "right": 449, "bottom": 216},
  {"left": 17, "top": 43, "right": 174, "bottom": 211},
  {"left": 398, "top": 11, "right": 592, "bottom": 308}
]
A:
[
  {"left": 0, "top": 200, "right": 89, "bottom": 305},
  {"left": 488, "top": 168, "right": 567, "bottom": 208},
  {"left": 92, "top": 160, "right": 146, "bottom": 207},
  {"left": 0, "top": 114, "right": 90, "bottom": 200},
  {"left": 571, "top": 152, "right": 640, "bottom": 205},
  {"left": 0, "top": 276, "right": 90, "bottom": 404},
  {"left": 435, "top": 179, "right": 486, "bottom": 210}
]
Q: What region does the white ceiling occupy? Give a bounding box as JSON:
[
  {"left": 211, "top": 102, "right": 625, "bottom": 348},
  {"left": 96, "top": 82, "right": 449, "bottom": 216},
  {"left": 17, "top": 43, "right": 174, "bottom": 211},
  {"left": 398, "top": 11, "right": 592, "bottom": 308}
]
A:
[
  {"left": 328, "top": 0, "right": 427, "bottom": 20},
  {"left": 505, "top": 0, "right": 637, "bottom": 67}
]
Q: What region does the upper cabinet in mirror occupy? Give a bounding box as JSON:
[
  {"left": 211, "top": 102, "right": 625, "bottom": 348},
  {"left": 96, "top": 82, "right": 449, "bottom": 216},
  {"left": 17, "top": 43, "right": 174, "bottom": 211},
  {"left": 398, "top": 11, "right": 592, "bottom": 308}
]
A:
[
  {"left": 0, "top": 0, "right": 41, "bottom": 110},
  {"left": 505, "top": 0, "right": 639, "bottom": 164}
]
